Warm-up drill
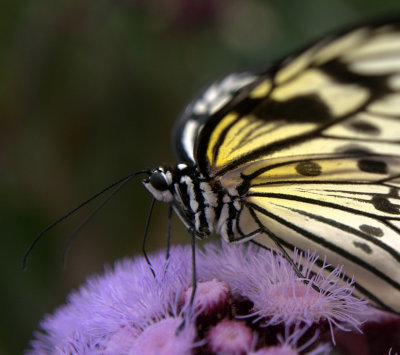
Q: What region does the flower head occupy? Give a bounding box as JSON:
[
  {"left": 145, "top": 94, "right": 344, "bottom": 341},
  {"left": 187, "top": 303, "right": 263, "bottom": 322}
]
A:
[
  {"left": 28, "top": 245, "right": 193, "bottom": 354},
  {"left": 27, "top": 241, "right": 397, "bottom": 354},
  {"left": 196, "top": 243, "right": 367, "bottom": 334}
]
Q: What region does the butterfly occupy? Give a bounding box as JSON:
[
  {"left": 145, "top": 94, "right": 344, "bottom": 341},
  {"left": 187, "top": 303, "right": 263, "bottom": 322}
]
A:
[{"left": 143, "top": 18, "right": 400, "bottom": 314}]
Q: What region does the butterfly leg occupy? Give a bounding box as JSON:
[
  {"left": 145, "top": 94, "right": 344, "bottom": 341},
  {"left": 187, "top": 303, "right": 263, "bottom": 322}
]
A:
[
  {"left": 142, "top": 198, "right": 156, "bottom": 278},
  {"left": 165, "top": 204, "right": 173, "bottom": 260},
  {"left": 176, "top": 227, "right": 197, "bottom": 335},
  {"left": 256, "top": 229, "right": 323, "bottom": 294},
  {"left": 188, "top": 226, "right": 198, "bottom": 309}
]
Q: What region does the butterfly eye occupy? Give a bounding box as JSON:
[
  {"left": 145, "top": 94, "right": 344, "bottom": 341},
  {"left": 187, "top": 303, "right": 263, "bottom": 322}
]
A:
[{"left": 149, "top": 171, "right": 170, "bottom": 191}]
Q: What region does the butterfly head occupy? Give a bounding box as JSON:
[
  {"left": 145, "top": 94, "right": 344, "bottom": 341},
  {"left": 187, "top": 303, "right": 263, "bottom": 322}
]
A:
[
  {"left": 143, "top": 167, "right": 175, "bottom": 203},
  {"left": 143, "top": 163, "right": 222, "bottom": 239}
]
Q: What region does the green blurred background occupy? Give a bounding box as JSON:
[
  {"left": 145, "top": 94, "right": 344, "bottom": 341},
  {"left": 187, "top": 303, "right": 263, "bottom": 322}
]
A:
[{"left": 2, "top": 0, "right": 400, "bottom": 353}]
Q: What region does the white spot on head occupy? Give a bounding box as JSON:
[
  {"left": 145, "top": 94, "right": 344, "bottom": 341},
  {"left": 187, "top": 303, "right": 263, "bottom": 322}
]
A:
[
  {"left": 143, "top": 182, "right": 173, "bottom": 203},
  {"left": 143, "top": 167, "right": 174, "bottom": 203}
]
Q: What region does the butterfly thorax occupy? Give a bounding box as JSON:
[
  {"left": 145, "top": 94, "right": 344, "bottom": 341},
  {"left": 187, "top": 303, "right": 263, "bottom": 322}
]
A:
[{"left": 143, "top": 163, "right": 241, "bottom": 240}]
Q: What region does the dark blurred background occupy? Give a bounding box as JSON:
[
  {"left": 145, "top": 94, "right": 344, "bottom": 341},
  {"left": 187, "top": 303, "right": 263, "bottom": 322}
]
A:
[{"left": 2, "top": 0, "right": 400, "bottom": 353}]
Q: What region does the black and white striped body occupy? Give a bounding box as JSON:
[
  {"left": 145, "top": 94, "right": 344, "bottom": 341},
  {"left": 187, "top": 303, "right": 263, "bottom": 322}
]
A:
[{"left": 144, "top": 164, "right": 247, "bottom": 242}]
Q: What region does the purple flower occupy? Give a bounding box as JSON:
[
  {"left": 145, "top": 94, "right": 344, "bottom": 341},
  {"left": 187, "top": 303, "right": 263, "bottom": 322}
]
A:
[
  {"left": 27, "top": 241, "right": 399, "bottom": 354},
  {"left": 248, "top": 322, "right": 331, "bottom": 355},
  {"left": 196, "top": 244, "right": 367, "bottom": 335}
]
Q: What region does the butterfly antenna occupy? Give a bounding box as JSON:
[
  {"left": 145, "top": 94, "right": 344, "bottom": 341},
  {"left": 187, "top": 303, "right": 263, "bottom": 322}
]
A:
[
  {"left": 61, "top": 171, "right": 146, "bottom": 268},
  {"left": 142, "top": 198, "right": 156, "bottom": 278},
  {"left": 23, "top": 169, "right": 150, "bottom": 271}
]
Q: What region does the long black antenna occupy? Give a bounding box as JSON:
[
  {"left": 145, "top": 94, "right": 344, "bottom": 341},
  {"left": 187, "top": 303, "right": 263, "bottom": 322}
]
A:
[
  {"left": 61, "top": 171, "right": 147, "bottom": 268},
  {"left": 23, "top": 169, "right": 150, "bottom": 270}
]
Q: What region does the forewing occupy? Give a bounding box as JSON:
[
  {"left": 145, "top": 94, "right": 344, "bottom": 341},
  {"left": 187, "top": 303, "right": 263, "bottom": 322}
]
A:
[{"left": 194, "top": 20, "right": 400, "bottom": 177}]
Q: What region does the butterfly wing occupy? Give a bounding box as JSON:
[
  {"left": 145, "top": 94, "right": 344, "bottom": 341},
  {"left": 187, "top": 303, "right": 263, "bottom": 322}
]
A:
[
  {"left": 194, "top": 20, "right": 400, "bottom": 176},
  {"left": 189, "top": 20, "right": 400, "bottom": 312},
  {"left": 220, "top": 154, "right": 400, "bottom": 311},
  {"left": 172, "top": 72, "right": 258, "bottom": 164}
]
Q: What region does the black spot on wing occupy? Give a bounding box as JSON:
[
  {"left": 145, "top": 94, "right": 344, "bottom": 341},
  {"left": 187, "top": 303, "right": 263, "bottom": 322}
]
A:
[
  {"left": 389, "top": 187, "right": 399, "bottom": 198},
  {"left": 359, "top": 224, "right": 384, "bottom": 237},
  {"left": 321, "top": 59, "right": 391, "bottom": 100},
  {"left": 371, "top": 195, "right": 400, "bottom": 214},
  {"left": 295, "top": 161, "right": 322, "bottom": 176},
  {"left": 349, "top": 120, "right": 380, "bottom": 135},
  {"left": 253, "top": 94, "right": 332, "bottom": 123},
  {"left": 353, "top": 241, "right": 373, "bottom": 254},
  {"left": 358, "top": 159, "right": 388, "bottom": 174}
]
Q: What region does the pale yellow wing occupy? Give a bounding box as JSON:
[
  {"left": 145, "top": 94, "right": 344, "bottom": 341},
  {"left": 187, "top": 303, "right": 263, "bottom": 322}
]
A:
[
  {"left": 219, "top": 154, "right": 400, "bottom": 311},
  {"left": 195, "top": 20, "right": 400, "bottom": 177}
]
